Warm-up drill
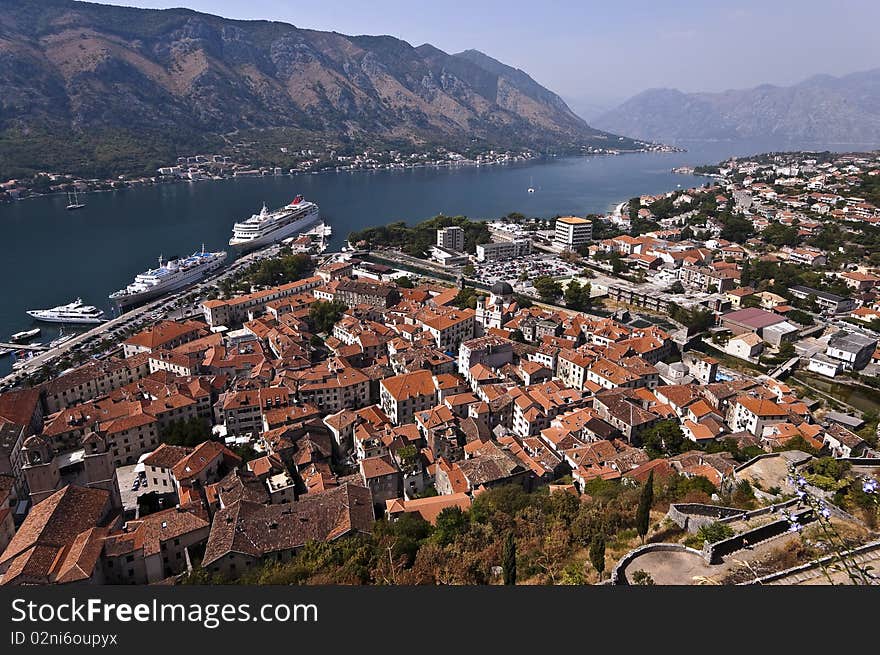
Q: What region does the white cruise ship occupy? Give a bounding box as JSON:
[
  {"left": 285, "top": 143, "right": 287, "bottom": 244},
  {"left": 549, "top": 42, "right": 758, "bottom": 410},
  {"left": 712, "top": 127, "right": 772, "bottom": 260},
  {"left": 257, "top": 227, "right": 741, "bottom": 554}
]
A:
[
  {"left": 110, "top": 246, "right": 227, "bottom": 308},
  {"left": 229, "top": 196, "right": 320, "bottom": 251},
  {"left": 27, "top": 298, "right": 106, "bottom": 324}
]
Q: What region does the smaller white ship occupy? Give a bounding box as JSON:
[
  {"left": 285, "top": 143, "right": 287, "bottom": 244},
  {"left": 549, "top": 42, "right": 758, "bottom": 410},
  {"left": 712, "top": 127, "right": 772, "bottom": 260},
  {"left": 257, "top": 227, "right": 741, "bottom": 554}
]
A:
[
  {"left": 110, "top": 246, "right": 227, "bottom": 308},
  {"left": 10, "top": 328, "right": 41, "bottom": 343},
  {"left": 27, "top": 298, "right": 106, "bottom": 325}
]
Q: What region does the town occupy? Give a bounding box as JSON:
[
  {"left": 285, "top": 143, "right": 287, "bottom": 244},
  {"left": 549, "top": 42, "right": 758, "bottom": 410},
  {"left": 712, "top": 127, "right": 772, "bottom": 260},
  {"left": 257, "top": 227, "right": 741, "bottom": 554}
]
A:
[
  {"left": 1, "top": 150, "right": 879, "bottom": 586},
  {"left": 0, "top": 139, "right": 676, "bottom": 203}
]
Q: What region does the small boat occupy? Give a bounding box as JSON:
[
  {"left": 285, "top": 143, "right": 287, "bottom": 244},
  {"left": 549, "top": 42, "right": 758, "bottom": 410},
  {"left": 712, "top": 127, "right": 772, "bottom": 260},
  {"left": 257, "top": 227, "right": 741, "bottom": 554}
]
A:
[
  {"left": 0, "top": 347, "right": 12, "bottom": 357},
  {"left": 10, "top": 328, "right": 41, "bottom": 343},
  {"left": 49, "top": 325, "right": 74, "bottom": 349},
  {"left": 66, "top": 188, "right": 86, "bottom": 211},
  {"left": 49, "top": 333, "right": 76, "bottom": 349},
  {"left": 527, "top": 176, "right": 535, "bottom": 194}
]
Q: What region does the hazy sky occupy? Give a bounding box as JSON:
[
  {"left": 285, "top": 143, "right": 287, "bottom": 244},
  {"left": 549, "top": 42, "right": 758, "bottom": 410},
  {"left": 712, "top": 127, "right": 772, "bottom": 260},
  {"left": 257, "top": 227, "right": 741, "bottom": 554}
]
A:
[{"left": 91, "top": 1, "right": 880, "bottom": 117}]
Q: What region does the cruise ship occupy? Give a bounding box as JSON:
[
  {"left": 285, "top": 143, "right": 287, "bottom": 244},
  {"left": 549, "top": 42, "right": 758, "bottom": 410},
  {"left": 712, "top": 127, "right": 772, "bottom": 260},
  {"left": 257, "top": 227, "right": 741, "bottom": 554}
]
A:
[
  {"left": 27, "top": 298, "right": 106, "bottom": 324},
  {"left": 229, "top": 196, "right": 320, "bottom": 251},
  {"left": 110, "top": 246, "right": 227, "bottom": 308}
]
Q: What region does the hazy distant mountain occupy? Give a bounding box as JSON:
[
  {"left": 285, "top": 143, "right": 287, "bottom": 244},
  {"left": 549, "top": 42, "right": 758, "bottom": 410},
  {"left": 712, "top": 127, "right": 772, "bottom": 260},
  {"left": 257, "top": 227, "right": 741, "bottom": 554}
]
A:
[
  {"left": 562, "top": 95, "right": 623, "bottom": 123},
  {"left": 0, "top": 0, "right": 640, "bottom": 177},
  {"left": 592, "top": 69, "right": 880, "bottom": 145}
]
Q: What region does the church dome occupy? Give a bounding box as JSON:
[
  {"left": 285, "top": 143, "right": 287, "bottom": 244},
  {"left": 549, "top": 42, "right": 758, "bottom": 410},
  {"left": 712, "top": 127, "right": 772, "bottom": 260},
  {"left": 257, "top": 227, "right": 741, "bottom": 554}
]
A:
[{"left": 490, "top": 281, "right": 514, "bottom": 297}]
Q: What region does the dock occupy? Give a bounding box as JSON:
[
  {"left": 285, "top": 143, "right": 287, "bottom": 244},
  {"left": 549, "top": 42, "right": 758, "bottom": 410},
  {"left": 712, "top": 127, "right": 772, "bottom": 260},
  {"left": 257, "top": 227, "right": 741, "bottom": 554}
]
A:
[{"left": 0, "top": 342, "right": 49, "bottom": 351}]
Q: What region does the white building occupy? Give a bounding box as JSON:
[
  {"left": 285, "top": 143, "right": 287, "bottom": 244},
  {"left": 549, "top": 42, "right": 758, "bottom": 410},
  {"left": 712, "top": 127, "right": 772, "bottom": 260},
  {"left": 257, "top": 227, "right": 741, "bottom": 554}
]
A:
[
  {"left": 554, "top": 216, "right": 592, "bottom": 250},
  {"left": 476, "top": 239, "right": 532, "bottom": 261},
  {"left": 437, "top": 226, "right": 465, "bottom": 252}
]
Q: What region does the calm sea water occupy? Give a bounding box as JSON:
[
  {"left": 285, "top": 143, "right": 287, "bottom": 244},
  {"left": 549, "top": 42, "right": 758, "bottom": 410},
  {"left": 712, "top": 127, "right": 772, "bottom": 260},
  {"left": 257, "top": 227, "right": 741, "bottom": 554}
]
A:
[{"left": 1, "top": 138, "right": 874, "bottom": 375}]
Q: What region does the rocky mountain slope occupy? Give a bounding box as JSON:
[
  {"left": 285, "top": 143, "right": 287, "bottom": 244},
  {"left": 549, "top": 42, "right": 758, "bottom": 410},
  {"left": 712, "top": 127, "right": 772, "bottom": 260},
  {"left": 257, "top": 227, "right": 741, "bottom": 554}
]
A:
[{"left": 0, "top": 0, "right": 641, "bottom": 176}]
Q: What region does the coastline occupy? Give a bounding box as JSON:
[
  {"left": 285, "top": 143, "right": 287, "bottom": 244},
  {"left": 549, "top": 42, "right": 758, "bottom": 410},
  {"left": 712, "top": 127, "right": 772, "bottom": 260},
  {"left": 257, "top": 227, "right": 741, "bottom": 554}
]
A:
[{"left": 1, "top": 146, "right": 684, "bottom": 206}]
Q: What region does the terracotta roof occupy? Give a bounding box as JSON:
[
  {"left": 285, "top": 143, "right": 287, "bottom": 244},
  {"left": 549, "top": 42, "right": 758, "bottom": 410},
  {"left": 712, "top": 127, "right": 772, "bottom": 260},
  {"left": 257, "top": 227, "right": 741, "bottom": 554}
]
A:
[
  {"left": 385, "top": 492, "right": 471, "bottom": 524},
  {"left": 171, "top": 441, "right": 241, "bottom": 482},
  {"left": 380, "top": 369, "right": 436, "bottom": 402},
  {"left": 737, "top": 395, "right": 788, "bottom": 417},
  {"left": 624, "top": 458, "right": 676, "bottom": 483},
  {"left": 0, "top": 388, "right": 40, "bottom": 427},
  {"left": 202, "top": 483, "right": 374, "bottom": 566},
  {"left": 105, "top": 507, "right": 209, "bottom": 558},
  {"left": 124, "top": 320, "right": 206, "bottom": 350},
  {"left": 360, "top": 455, "right": 399, "bottom": 480},
  {"left": 0, "top": 485, "right": 111, "bottom": 580},
  {"left": 143, "top": 444, "right": 193, "bottom": 470}
]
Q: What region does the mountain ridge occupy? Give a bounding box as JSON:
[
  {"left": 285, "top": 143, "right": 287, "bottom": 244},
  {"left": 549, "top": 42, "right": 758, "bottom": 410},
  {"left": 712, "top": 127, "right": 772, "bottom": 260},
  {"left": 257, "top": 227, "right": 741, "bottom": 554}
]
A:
[
  {"left": 592, "top": 68, "right": 880, "bottom": 145},
  {"left": 0, "top": 0, "right": 643, "bottom": 177}
]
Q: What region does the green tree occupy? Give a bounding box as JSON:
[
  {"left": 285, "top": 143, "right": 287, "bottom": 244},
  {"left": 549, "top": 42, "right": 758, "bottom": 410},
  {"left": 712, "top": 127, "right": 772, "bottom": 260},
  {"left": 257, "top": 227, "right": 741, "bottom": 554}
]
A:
[
  {"left": 742, "top": 294, "right": 762, "bottom": 309},
  {"left": 777, "top": 341, "right": 795, "bottom": 359},
  {"left": 719, "top": 214, "right": 755, "bottom": 243},
  {"left": 630, "top": 569, "right": 655, "bottom": 585},
  {"left": 640, "top": 420, "right": 686, "bottom": 458},
  {"left": 533, "top": 276, "right": 563, "bottom": 301},
  {"left": 502, "top": 531, "right": 517, "bottom": 585},
  {"left": 453, "top": 287, "right": 479, "bottom": 309},
  {"left": 309, "top": 300, "right": 347, "bottom": 333},
  {"left": 786, "top": 309, "right": 814, "bottom": 326},
  {"left": 514, "top": 294, "right": 533, "bottom": 309},
  {"left": 636, "top": 471, "right": 654, "bottom": 543},
  {"left": 161, "top": 416, "right": 209, "bottom": 447},
  {"left": 395, "top": 276, "right": 414, "bottom": 289},
  {"left": 739, "top": 259, "right": 752, "bottom": 287},
  {"left": 589, "top": 533, "right": 606, "bottom": 581},
  {"left": 433, "top": 506, "right": 469, "bottom": 547},
  {"left": 247, "top": 253, "right": 314, "bottom": 286},
  {"left": 696, "top": 521, "right": 735, "bottom": 544},
  {"left": 763, "top": 223, "right": 800, "bottom": 248},
  {"left": 564, "top": 280, "right": 591, "bottom": 310}
]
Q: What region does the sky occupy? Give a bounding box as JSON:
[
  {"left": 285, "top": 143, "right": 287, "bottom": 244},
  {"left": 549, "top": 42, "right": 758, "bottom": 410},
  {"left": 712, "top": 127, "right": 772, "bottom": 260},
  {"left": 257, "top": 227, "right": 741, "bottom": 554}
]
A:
[{"left": 90, "top": 0, "right": 880, "bottom": 118}]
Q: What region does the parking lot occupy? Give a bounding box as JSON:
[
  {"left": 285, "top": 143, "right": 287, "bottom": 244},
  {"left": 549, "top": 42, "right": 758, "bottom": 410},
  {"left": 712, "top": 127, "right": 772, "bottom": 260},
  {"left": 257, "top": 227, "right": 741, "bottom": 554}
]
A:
[{"left": 475, "top": 253, "right": 584, "bottom": 292}]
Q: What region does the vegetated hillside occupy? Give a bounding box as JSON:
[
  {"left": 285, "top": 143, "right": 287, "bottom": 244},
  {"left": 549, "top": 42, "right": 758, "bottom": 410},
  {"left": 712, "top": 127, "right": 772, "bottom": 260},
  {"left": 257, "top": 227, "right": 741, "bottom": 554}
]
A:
[{"left": 0, "top": 0, "right": 642, "bottom": 177}]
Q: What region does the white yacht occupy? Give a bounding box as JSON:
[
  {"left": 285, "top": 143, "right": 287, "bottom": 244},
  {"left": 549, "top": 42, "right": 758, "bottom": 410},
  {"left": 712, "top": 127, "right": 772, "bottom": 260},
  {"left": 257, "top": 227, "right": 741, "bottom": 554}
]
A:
[
  {"left": 229, "top": 196, "right": 320, "bottom": 251},
  {"left": 110, "top": 246, "right": 227, "bottom": 308},
  {"left": 65, "top": 188, "right": 86, "bottom": 211},
  {"left": 27, "top": 298, "right": 106, "bottom": 324}
]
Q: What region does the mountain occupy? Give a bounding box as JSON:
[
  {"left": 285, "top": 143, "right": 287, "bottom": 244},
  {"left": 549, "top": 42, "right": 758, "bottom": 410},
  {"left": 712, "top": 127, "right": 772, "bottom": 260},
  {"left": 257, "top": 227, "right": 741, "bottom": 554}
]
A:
[
  {"left": 0, "top": 0, "right": 640, "bottom": 177},
  {"left": 592, "top": 69, "right": 880, "bottom": 146}
]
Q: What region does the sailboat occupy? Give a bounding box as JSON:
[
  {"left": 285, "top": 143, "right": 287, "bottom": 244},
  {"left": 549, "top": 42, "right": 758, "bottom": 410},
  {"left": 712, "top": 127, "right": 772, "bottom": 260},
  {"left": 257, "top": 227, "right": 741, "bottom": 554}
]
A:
[
  {"left": 527, "top": 176, "right": 535, "bottom": 194},
  {"left": 66, "top": 188, "right": 85, "bottom": 211}
]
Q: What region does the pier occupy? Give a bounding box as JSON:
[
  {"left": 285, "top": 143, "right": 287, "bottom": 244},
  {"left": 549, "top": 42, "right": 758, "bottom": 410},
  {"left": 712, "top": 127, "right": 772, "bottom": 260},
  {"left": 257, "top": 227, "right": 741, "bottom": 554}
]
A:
[{"left": 0, "top": 342, "right": 49, "bottom": 351}]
